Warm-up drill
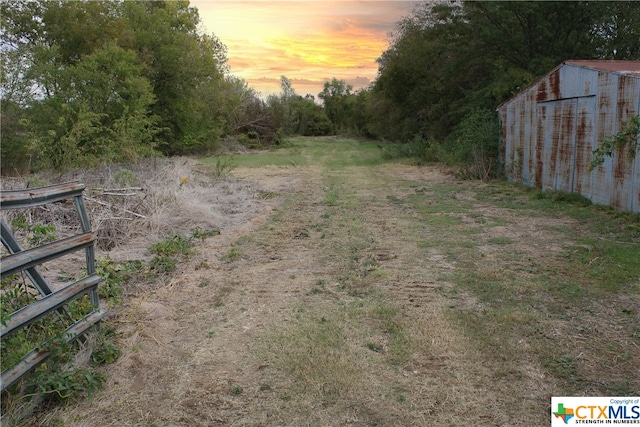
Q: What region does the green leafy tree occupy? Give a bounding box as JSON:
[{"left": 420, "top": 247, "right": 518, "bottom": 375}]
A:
[
  {"left": 266, "top": 77, "right": 332, "bottom": 138},
  {"left": 26, "top": 43, "right": 158, "bottom": 170},
  {"left": 1, "top": 43, "right": 34, "bottom": 173},
  {"left": 372, "top": 1, "right": 472, "bottom": 141},
  {"left": 280, "top": 75, "right": 296, "bottom": 101},
  {"left": 318, "top": 78, "right": 353, "bottom": 133},
  {"left": 370, "top": 0, "right": 640, "bottom": 173},
  {"left": 0, "top": 99, "right": 31, "bottom": 174},
  {"left": 1, "top": 1, "right": 159, "bottom": 171},
  {"left": 346, "top": 89, "right": 376, "bottom": 138},
  {"left": 120, "top": 0, "right": 227, "bottom": 155},
  {"left": 577, "top": 2, "right": 640, "bottom": 60},
  {"left": 1, "top": 0, "right": 238, "bottom": 170},
  {"left": 264, "top": 77, "right": 292, "bottom": 136},
  {"left": 291, "top": 95, "right": 332, "bottom": 136}
]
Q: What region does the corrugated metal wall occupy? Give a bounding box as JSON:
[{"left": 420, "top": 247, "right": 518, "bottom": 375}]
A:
[{"left": 499, "top": 63, "right": 640, "bottom": 213}]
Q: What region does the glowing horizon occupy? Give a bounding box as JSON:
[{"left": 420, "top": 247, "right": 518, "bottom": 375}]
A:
[{"left": 190, "top": 1, "right": 416, "bottom": 97}]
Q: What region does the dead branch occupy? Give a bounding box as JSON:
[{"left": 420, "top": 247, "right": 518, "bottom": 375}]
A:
[{"left": 84, "top": 196, "right": 147, "bottom": 219}]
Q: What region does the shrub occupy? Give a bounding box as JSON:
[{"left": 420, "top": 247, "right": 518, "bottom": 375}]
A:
[
  {"left": 443, "top": 108, "right": 501, "bottom": 180},
  {"left": 380, "top": 135, "right": 441, "bottom": 164}
]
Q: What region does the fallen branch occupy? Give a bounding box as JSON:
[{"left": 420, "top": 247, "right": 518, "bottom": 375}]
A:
[
  {"left": 84, "top": 196, "right": 147, "bottom": 219},
  {"left": 91, "top": 187, "right": 145, "bottom": 192},
  {"left": 101, "top": 192, "right": 139, "bottom": 197}
]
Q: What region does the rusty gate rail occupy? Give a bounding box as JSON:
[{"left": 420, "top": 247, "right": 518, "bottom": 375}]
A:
[{"left": 0, "top": 182, "right": 104, "bottom": 392}]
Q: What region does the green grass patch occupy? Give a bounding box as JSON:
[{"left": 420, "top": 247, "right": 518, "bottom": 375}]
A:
[
  {"left": 257, "top": 306, "right": 357, "bottom": 399},
  {"left": 218, "top": 136, "right": 639, "bottom": 411},
  {"left": 148, "top": 234, "right": 193, "bottom": 257},
  {"left": 202, "top": 137, "right": 391, "bottom": 170},
  {"left": 367, "top": 302, "right": 411, "bottom": 366},
  {"left": 221, "top": 247, "right": 243, "bottom": 261},
  {"left": 248, "top": 146, "right": 419, "bottom": 407},
  {"left": 488, "top": 236, "right": 513, "bottom": 245},
  {"left": 96, "top": 257, "right": 142, "bottom": 304},
  {"left": 567, "top": 238, "right": 640, "bottom": 292},
  {"left": 254, "top": 295, "right": 415, "bottom": 405},
  {"left": 323, "top": 185, "right": 340, "bottom": 206},
  {"left": 530, "top": 190, "right": 592, "bottom": 207},
  {"left": 147, "top": 229, "right": 221, "bottom": 274},
  {"left": 399, "top": 172, "right": 640, "bottom": 396}
]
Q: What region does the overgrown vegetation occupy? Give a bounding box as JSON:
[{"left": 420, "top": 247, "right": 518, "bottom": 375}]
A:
[
  {"left": 381, "top": 108, "right": 501, "bottom": 180},
  {"left": 8, "top": 137, "right": 633, "bottom": 425},
  {"left": 95, "top": 258, "right": 142, "bottom": 305},
  {"left": 401, "top": 175, "right": 640, "bottom": 397},
  {"left": 0, "top": 0, "right": 267, "bottom": 172},
  {"left": 4, "top": 1, "right": 638, "bottom": 177},
  {"left": 590, "top": 115, "right": 640, "bottom": 170},
  {"left": 0, "top": 209, "right": 220, "bottom": 423},
  {"left": 369, "top": 1, "right": 640, "bottom": 176},
  {"left": 148, "top": 234, "right": 194, "bottom": 273},
  {"left": 1, "top": 245, "right": 121, "bottom": 422},
  {"left": 372, "top": 2, "right": 640, "bottom": 141}
]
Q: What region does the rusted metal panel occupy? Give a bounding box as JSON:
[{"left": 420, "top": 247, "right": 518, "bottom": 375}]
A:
[
  {"left": 0, "top": 232, "right": 95, "bottom": 278},
  {"left": 498, "top": 60, "right": 640, "bottom": 213},
  {"left": 574, "top": 97, "right": 596, "bottom": 195},
  {"left": 1, "top": 310, "right": 105, "bottom": 392},
  {"left": 560, "top": 100, "right": 577, "bottom": 191},
  {"left": 589, "top": 70, "right": 617, "bottom": 207},
  {"left": 502, "top": 89, "right": 537, "bottom": 185},
  {"left": 1, "top": 274, "right": 102, "bottom": 338},
  {"left": 538, "top": 103, "right": 554, "bottom": 190},
  {"left": 523, "top": 88, "right": 536, "bottom": 186},
  {"left": 1, "top": 219, "right": 54, "bottom": 296},
  {"left": 0, "top": 182, "right": 85, "bottom": 209},
  {"left": 566, "top": 60, "right": 640, "bottom": 77},
  {"left": 536, "top": 68, "right": 562, "bottom": 102},
  {"left": 537, "top": 97, "right": 578, "bottom": 192},
  {"left": 559, "top": 65, "right": 598, "bottom": 98},
  {"left": 607, "top": 73, "right": 640, "bottom": 212},
  {"left": 612, "top": 148, "right": 634, "bottom": 211},
  {"left": 524, "top": 88, "right": 538, "bottom": 188},
  {"left": 499, "top": 108, "right": 507, "bottom": 169},
  {"left": 534, "top": 103, "right": 546, "bottom": 189},
  {"left": 0, "top": 182, "right": 103, "bottom": 392},
  {"left": 635, "top": 146, "right": 640, "bottom": 213}
]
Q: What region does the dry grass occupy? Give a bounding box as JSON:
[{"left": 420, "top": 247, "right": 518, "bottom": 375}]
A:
[
  {"left": 1, "top": 157, "right": 262, "bottom": 278},
  {"left": 4, "top": 139, "right": 639, "bottom": 426}
]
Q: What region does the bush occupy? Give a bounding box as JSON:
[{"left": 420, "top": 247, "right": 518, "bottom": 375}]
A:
[
  {"left": 380, "top": 135, "right": 441, "bottom": 164},
  {"left": 442, "top": 108, "right": 501, "bottom": 180}
]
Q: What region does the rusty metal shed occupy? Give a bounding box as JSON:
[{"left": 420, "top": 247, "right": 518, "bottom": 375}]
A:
[{"left": 497, "top": 60, "right": 640, "bottom": 213}]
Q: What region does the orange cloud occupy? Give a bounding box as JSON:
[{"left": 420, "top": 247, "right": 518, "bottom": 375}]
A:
[{"left": 191, "top": 0, "right": 416, "bottom": 97}]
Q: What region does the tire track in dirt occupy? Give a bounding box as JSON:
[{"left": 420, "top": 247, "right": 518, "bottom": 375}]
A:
[
  {"left": 53, "top": 166, "right": 335, "bottom": 425},
  {"left": 319, "top": 164, "right": 555, "bottom": 425},
  {"left": 53, "top": 161, "right": 549, "bottom": 426}
]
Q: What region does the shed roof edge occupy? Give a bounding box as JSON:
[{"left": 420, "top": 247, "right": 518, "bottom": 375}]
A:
[{"left": 496, "top": 60, "right": 640, "bottom": 112}]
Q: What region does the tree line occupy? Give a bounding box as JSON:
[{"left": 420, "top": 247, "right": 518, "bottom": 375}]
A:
[
  {"left": 367, "top": 1, "right": 640, "bottom": 177},
  {"left": 2, "top": 1, "right": 639, "bottom": 175}
]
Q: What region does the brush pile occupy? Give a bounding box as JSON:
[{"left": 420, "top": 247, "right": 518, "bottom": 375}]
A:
[{"left": 1, "top": 157, "right": 261, "bottom": 259}]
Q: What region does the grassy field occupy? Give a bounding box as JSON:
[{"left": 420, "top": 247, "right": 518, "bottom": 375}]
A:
[
  {"left": 44, "top": 136, "right": 640, "bottom": 426},
  {"left": 208, "top": 137, "right": 639, "bottom": 420}
]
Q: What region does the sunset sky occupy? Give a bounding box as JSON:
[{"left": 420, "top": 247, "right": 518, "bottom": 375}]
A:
[{"left": 190, "top": 1, "right": 417, "bottom": 98}]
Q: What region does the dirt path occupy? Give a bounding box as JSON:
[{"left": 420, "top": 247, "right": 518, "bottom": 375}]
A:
[{"left": 52, "top": 159, "right": 556, "bottom": 426}]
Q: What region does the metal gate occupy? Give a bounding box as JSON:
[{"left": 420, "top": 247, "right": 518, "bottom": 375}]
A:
[{"left": 1, "top": 182, "right": 104, "bottom": 392}]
